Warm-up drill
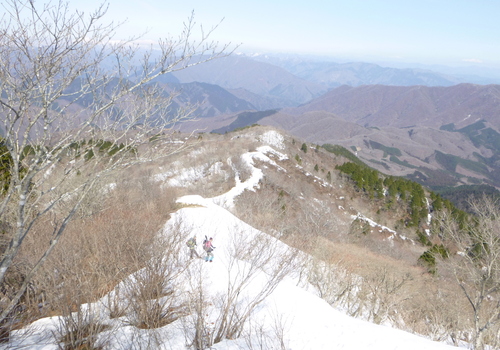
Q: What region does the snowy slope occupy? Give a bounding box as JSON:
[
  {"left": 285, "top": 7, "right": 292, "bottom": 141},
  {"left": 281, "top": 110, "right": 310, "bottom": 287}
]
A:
[
  {"left": 165, "top": 194, "right": 459, "bottom": 350},
  {"left": 4, "top": 131, "right": 463, "bottom": 350}
]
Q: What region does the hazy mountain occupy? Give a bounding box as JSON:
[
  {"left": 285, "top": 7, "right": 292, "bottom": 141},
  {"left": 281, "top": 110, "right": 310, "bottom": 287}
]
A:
[
  {"left": 254, "top": 84, "right": 500, "bottom": 189},
  {"left": 251, "top": 54, "right": 463, "bottom": 87},
  {"left": 170, "top": 55, "right": 328, "bottom": 107},
  {"left": 226, "top": 87, "right": 285, "bottom": 111},
  {"left": 250, "top": 53, "right": 500, "bottom": 86},
  {"left": 288, "top": 61, "right": 460, "bottom": 87},
  {"left": 376, "top": 61, "right": 500, "bottom": 85},
  {"left": 287, "top": 83, "right": 500, "bottom": 130},
  {"left": 54, "top": 77, "right": 256, "bottom": 126},
  {"left": 211, "top": 109, "right": 279, "bottom": 134},
  {"left": 261, "top": 110, "right": 367, "bottom": 141},
  {"left": 157, "top": 81, "right": 256, "bottom": 118}
]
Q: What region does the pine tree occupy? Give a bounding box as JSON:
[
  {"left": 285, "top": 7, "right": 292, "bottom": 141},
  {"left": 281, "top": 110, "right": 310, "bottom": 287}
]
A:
[{"left": 0, "top": 139, "right": 12, "bottom": 194}]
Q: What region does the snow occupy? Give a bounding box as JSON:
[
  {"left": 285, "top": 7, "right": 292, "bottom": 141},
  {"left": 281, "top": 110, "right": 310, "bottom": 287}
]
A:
[
  {"left": 351, "top": 212, "right": 397, "bottom": 235},
  {"left": 154, "top": 161, "right": 226, "bottom": 187},
  {"left": 4, "top": 133, "right": 463, "bottom": 350},
  {"left": 212, "top": 146, "right": 287, "bottom": 209},
  {"left": 258, "top": 130, "right": 285, "bottom": 150},
  {"left": 350, "top": 213, "right": 416, "bottom": 244}
]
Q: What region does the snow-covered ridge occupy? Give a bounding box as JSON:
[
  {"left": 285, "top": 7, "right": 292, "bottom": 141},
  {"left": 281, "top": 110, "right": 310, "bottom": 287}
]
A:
[
  {"left": 154, "top": 158, "right": 227, "bottom": 188},
  {"left": 5, "top": 131, "right": 461, "bottom": 350},
  {"left": 209, "top": 146, "right": 287, "bottom": 209}
]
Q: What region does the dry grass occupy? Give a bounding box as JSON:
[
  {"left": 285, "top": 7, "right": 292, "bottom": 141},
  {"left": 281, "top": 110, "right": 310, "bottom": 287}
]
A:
[{"left": 9, "top": 164, "right": 178, "bottom": 323}]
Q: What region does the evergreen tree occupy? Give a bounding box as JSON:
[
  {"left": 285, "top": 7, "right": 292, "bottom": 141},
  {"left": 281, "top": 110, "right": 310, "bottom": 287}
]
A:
[{"left": 0, "top": 139, "right": 12, "bottom": 194}]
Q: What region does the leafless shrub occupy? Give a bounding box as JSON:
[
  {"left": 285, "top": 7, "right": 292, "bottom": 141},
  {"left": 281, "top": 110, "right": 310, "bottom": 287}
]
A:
[
  {"left": 355, "top": 268, "right": 412, "bottom": 325},
  {"left": 51, "top": 183, "right": 170, "bottom": 294},
  {"left": 246, "top": 307, "right": 290, "bottom": 350},
  {"left": 164, "top": 143, "right": 237, "bottom": 198},
  {"left": 403, "top": 285, "right": 468, "bottom": 345},
  {"left": 181, "top": 262, "right": 214, "bottom": 350},
  {"left": 434, "top": 195, "right": 500, "bottom": 350},
  {"left": 211, "top": 229, "right": 300, "bottom": 345},
  {"left": 234, "top": 184, "right": 296, "bottom": 240},
  {"left": 105, "top": 287, "right": 127, "bottom": 320},
  {"left": 0, "top": 172, "right": 176, "bottom": 347},
  {"left": 230, "top": 155, "right": 253, "bottom": 183},
  {"left": 123, "top": 221, "right": 190, "bottom": 330},
  {"left": 55, "top": 304, "right": 110, "bottom": 350},
  {"left": 240, "top": 311, "right": 290, "bottom": 350},
  {"left": 306, "top": 258, "right": 360, "bottom": 313}
]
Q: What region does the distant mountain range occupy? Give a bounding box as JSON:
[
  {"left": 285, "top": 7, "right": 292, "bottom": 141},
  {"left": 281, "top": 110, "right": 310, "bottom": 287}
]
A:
[
  {"left": 59, "top": 53, "right": 500, "bottom": 191},
  {"left": 258, "top": 84, "right": 500, "bottom": 190},
  {"left": 166, "top": 54, "right": 500, "bottom": 115},
  {"left": 251, "top": 54, "right": 500, "bottom": 86},
  {"left": 162, "top": 55, "right": 500, "bottom": 191},
  {"left": 158, "top": 54, "right": 500, "bottom": 120},
  {"left": 285, "top": 84, "right": 500, "bottom": 130},
  {"left": 253, "top": 58, "right": 462, "bottom": 87},
  {"left": 170, "top": 55, "right": 328, "bottom": 108}
]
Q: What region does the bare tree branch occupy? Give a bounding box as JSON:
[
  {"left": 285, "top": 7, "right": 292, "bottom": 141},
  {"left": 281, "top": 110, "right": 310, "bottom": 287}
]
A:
[{"left": 0, "top": 0, "right": 234, "bottom": 327}]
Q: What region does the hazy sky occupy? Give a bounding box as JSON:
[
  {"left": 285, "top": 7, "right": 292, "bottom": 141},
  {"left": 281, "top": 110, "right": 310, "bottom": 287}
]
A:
[{"left": 73, "top": 0, "right": 499, "bottom": 67}]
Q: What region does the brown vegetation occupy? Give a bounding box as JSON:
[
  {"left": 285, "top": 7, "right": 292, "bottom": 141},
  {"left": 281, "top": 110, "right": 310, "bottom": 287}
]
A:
[
  {"left": 2, "top": 123, "right": 499, "bottom": 349},
  {"left": 232, "top": 128, "right": 493, "bottom": 348}
]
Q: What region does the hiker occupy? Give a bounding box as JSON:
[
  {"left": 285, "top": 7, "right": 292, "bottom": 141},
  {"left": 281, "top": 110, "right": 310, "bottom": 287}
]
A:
[
  {"left": 203, "top": 236, "right": 215, "bottom": 262},
  {"left": 186, "top": 236, "right": 200, "bottom": 259}
]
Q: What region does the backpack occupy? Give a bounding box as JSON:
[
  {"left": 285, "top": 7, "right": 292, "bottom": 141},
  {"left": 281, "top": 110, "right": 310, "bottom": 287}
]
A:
[
  {"left": 186, "top": 238, "right": 196, "bottom": 248},
  {"left": 203, "top": 237, "right": 212, "bottom": 252}
]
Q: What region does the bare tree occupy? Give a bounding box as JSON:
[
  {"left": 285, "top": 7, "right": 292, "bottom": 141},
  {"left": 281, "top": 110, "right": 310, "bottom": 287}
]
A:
[
  {"left": 0, "top": 0, "right": 231, "bottom": 329},
  {"left": 436, "top": 196, "right": 500, "bottom": 350}
]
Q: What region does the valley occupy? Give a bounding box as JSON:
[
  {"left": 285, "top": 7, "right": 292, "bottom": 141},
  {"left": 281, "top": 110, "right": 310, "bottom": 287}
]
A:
[{"left": 163, "top": 55, "right": 500, "bottom": 205}]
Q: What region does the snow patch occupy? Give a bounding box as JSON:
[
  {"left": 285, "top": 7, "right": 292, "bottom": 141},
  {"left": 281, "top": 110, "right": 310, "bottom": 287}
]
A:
[
  {"left": 210, "top": 147, "right": 287, "bottom": 209},
  {"left": 155, "top": 161, "right": 226, "bottom": 187},
  {"left": 258, "top": 130, "right": 285, "bottom": 150},
  {"left": 351, "top": 213, "right": 397, "bottom": 235}
]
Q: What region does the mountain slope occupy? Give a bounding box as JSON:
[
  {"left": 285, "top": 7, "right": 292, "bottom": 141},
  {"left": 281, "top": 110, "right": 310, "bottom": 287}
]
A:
[
  {"left": 156, "top": 81, "right": 256, "bottom": 118},
  {"left": 255, "top": 84, "right": 500, "bottom": 188},
  {"left": 286, "top": 61, "right": 461, "bottom": 87},
  {"left": 7, "top": 128, "right": 462, "bottom": 350},
  {"left": 288, "top": 83, "right": 500, "bottom": 129}
]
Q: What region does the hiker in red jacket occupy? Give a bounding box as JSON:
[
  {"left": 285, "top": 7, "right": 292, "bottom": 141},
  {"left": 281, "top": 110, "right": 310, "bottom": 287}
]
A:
[{"left": 203, "top": 237, "right": 215, "bottom": 262}]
